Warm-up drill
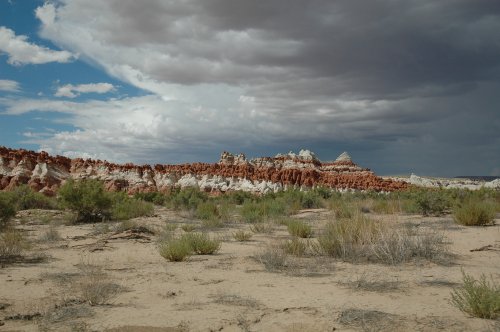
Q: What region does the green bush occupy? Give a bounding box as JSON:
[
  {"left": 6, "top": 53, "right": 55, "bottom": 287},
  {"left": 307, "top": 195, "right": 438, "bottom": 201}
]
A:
[
  {"left": 415, "top": 190, "right": 450, "bottom": 216},
  {"left": 133, "top": 191, "right": 168, "bottom": 205},
  {"left": 312, "top": 187, "right": 333, "bottom": 199},
  {"left": 328, "top": 199, "right": 354, "bottom": 219},
  {"left": 9, "top": 185, "right": 57, "bottom": 210},
  {"left": 371, "top": 198, "right": 400, "bottom": 214},
  {"left": 300, "top": 191, "right": 324, "bottom": 209},
  {"left": 287, "top": 220, "right": 313, "bottom": 238},
  {"left": 169, "top": 187, "right": 207, "bottom": 211},
  {"left": 159, "top": 238, "right": 193, "bottom": 262},
  {"left": 195, "top": 201, "right": 219, "bottom": 220},
  {"left": 453, "top": 200, "right": 496, "bottom": 226},
  {"left": 240, "top": 201, "right": 265, "bottom": 223},
  {"left": 58, "top": 179, "right": 112, "bottom": 223},
  {"left": 111, "top": 192, "right": 154, "bottom": 220},
  {"left": 451, "top": 271, "right": 500, "bottom": 319},
  {"left": 223, "top": 190, "right": 253, "bottom": 205},
  {"left": 0, "top": 193, "right": 16, "bottom": 227},
  {"left": 182, "top": 232, "right": 221, "bottom": 255}
]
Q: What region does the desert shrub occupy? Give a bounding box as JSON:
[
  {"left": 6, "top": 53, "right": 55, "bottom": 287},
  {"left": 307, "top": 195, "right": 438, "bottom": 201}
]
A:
[
  {"left": 217, "top": 201, "right": 233, "bottom": 222},
  {"left": 114, "top": 219, "right": 138, "bottom": 232},
  {"left": 233, "top": 230, "right": 253, "bottom": 241},
  {"left": 181, "top": 224, "right": 196, "bottom": 232},
  {"left": 281, "top": 237, "right": 307, "bottom": 256},
  {"left": 272, "top": 190, "right": 302, "bottom": 213},
  {"left": 169, "top": 187, "right": 207, "bottom": 210},
  {"left": 300, "top": 191, "right": 324, "bottom": 209},
  {"left": 77, "top": 263, "right": 122, "bottom": 306},
  {"left": 256, "top": 246, "right": 288, "bottom": 272},
  {"left": 39, "top": 226, "right": 62, "bottom": 242},
  {"left": 240, "top": 197, "right": 290, "bottom": 223},
  {"left": 312, "top": 186, "right": 333, "bottom": 199},
  {"left": 182, "top": 232, "right": 221, "bottom": 255},
  {"left": 0, "top": 229, "right": 27, "bottom": 260},
  {"left": 453, "top": 200, "right": 496, "bottom": 226},
  {"left": 159, "top": 238, "right": 192, "bottom": 262},
  {"left": 8, "top": 185, "right": 57, "bottom": 210},
  {"left": 133, "top": 191, "right": 168, "bottom": 205},
  {"left": 0, "top": 193, "right": 16, "bottom": 227},
  {"left": 110, "top": 192, "right": 154, "bottom": 220},
  {"left": 223, "top": 190, "right": 253, "bottom": 205},
  {"left": 201, "top": 218, "right": 225, "bottom": 229},
  {"left": 287, "top": 219, "right": 313, "bottom": 238},
  {"left": 451, "top": 271, "right": 500, "bottom": 319},
  {"left": 371, "top": 226, "right": 447, "bottom": 265},
  {"left": 163, "top": 223, "right": 178, "bottom": 232},
  {"left": 240, "top": 201, "right": 265, "bottom": 223},
  {"left": 262, "top": 198, "right": 289, "bottom": 217},
  {"left": 195, "top": 201, "right": 219, "bottom": 220},
  {"left": 371, "top": 198, "right": 400, "bottom": 214},
  {"left": 415, "top": 190, "right": 450, "bottom": 216},
  {"left": 58, "top": 179, "right": 112, "bottom": 223},
  {"left": 317, "top": 214, "right": 448, "bottom": 264},
  {"left": 328, "top": 199, "right": 354, "bottom": 219},
  {"left": 398, "top": 198, "right": 421, "bottom": 214},
  {"left": 317, "top": 214, "right": 379, "bottom": 260},
  {"left": 249, "top": 222, "right": 273, "bottom": 233}
]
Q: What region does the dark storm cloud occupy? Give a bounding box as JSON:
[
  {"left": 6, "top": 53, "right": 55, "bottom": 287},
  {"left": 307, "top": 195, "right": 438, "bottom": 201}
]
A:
[{"left": 24, "top": 0, "right": 500, "bottom": 175}]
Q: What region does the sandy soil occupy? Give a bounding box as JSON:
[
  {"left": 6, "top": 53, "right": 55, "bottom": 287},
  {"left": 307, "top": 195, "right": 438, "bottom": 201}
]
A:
[{"left": 1, "top": 207, "right": 499, "bottom": 332}]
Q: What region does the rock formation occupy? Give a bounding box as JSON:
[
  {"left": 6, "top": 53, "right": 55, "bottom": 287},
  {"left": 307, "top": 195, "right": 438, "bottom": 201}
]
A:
[
  {"left": 389, "top": 173, "right": 500, "bottom": 190},
  {"left": 0, "top": 146, "right": 409, "bottom": 195}
]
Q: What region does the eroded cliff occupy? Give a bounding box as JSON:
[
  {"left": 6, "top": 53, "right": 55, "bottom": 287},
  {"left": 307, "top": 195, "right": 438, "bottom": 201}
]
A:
[{"left": 0, "top": 146, "right": 408, "bottom": 195}]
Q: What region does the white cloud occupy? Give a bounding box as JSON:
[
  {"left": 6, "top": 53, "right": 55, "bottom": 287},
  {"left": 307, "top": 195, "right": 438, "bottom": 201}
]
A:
[
  {"left": 55, "top": 83, "right": 115, "bottom": 98},
  {"left": 0, "top": 0, "right": 494, "bottom": 175},
  {"left": 0, "top": 79, "right": 20, "bottom": 92},
  {"left": 0, "top": 26, "right": 76, "bottom": 65}
]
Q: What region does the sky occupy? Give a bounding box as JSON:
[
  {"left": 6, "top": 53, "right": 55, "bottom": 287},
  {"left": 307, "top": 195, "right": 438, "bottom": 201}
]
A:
[{"left": 0, "top": 0, "right": 499, "bottom": 177}]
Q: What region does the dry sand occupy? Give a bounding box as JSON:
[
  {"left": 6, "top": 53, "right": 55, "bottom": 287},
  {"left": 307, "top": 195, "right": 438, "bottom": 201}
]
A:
[{"left": 1, "top": 207, "right": 499, "bottom": 331}]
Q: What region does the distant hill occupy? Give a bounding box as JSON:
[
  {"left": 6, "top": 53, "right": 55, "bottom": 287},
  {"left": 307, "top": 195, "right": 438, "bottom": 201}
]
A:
[{"left": 454, "top": 176, "right": 499, "bottom": 181}]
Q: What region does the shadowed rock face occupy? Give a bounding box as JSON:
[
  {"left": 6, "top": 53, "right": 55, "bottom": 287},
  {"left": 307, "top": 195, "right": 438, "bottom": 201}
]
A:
[{"left": 0, "top": 146, "right": 408, "bottom": 195}]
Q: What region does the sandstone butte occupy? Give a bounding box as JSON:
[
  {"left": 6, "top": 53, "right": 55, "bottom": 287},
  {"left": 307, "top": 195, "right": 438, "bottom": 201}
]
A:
[{"left": 0, "top": 146, "right": 408, "bottom": 196}]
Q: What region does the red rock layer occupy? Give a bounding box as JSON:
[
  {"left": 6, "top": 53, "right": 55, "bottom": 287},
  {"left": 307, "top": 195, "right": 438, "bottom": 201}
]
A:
[{"left": 0, "top": 146, "right": 408, "bottom": 194}]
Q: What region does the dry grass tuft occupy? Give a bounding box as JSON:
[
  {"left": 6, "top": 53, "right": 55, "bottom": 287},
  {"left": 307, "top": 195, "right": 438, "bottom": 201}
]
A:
[
  {"left": 39, "top": 226, "right": 62, "bottom": 242},
  {"left": 339, "top": 273, "right": 403, "bottom": 292},
  {"left": 316, "top": 214, "right": 450, "bottom": 265},
  {"left": 233, "top": 230, "right": 253, "bottom": 242},
  {"left": 286, "top": 219, "right": 313, "bottom": 238},
  {"left": 338, "top": 308, "right": 403, "bottom": 331},
  {"left": 0, "top": 228, "right": 28, "bottom": 262},
  {"left": 211, "top": 292, "right": 260, "bottom": 308},
  {"left": 76, "top": 262, "right": 123, "bottom": 306},
  {"left": 255, "top": 246, "right": 288, "bottom": 272},
  {"left": 280, "top": 237, "right": 308, "bottom": 256}
]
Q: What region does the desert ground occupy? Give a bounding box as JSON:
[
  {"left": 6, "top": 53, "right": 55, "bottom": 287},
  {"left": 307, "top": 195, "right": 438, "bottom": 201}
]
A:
[{"left": 1, "top": 206, "right": 499, "bottom": 332}]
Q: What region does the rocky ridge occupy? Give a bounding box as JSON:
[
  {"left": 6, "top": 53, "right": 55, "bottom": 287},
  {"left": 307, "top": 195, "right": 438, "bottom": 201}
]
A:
[
  {"left": 0, "top": 146, "right": 408, "bottom": 195},
  {"left": 389, "top": 173, "right": 500, "bottom": 190}
]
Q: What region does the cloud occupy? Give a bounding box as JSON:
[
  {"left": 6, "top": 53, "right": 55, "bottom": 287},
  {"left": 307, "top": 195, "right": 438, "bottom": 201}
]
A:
[
  {"left": 54, "top": 83, "right": 115, "bottom": 98},
  {"left": 0, "top": 79, "right": 20, "bottom": 92},
  {"left": 1, "top": 0, "right": 497, "bottom": 175},
  {"left": 0, "top": 26, "right": 76, "bottom": 65}
]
